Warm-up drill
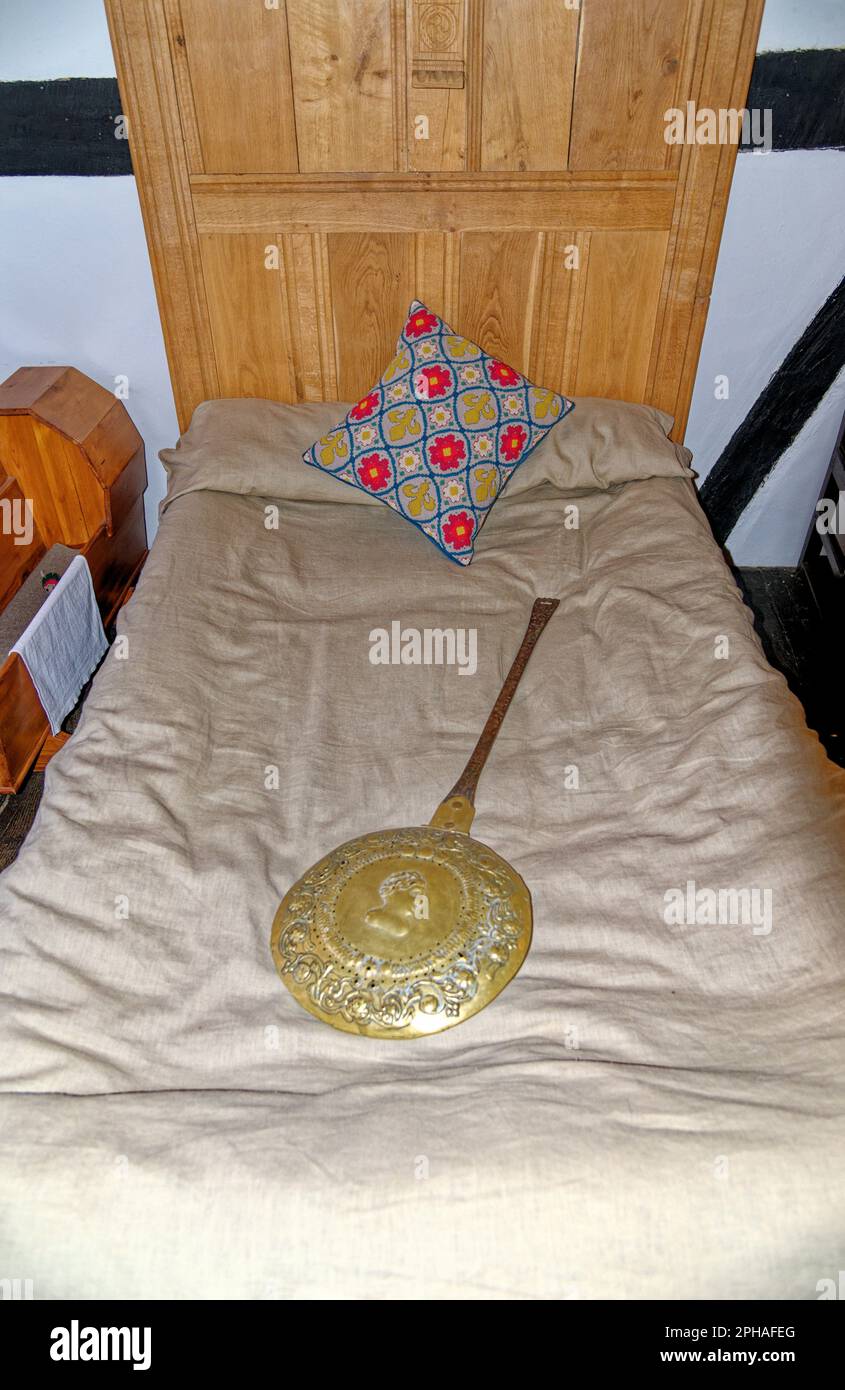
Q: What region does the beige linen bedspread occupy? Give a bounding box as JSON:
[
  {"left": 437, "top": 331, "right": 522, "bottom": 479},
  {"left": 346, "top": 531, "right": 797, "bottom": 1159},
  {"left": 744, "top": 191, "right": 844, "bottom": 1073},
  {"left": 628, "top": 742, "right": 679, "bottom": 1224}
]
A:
[{"left": 1, "top": 403, "right": 843, "bottom": 1299}]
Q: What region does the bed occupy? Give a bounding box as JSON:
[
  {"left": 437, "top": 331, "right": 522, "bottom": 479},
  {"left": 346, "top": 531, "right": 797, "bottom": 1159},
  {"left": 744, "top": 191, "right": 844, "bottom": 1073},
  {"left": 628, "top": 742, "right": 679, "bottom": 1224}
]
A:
[{"left": 1, "top": 394, "right": 843, "bottom": 1298}]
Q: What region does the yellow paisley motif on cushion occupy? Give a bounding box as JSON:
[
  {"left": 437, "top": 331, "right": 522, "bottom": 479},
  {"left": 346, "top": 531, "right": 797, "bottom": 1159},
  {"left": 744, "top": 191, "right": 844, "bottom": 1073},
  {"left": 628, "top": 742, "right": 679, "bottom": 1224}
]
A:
[
  {"left": 532, "top": 388, "right": 562, "bottom": 421},
  {"left": 383, "top": 347, "right": 411, "bottom": 382},
  {"left": 402, "top": 480, "right": 436, "bottom": 516},
  {"left": 462, "top": 391, "right": 496, "bottom": 425},
  {"left": 318, "top": 431, "right": 349, "bottom": 467},
  {"left": 445, "top": 335, "right": 476, "bottom": 358},
  {"left": 473, "top": 467, "right": 499, "bottom": 503},
  {"left": 386, "top": 406, "right": 422, "bottom": 442}
]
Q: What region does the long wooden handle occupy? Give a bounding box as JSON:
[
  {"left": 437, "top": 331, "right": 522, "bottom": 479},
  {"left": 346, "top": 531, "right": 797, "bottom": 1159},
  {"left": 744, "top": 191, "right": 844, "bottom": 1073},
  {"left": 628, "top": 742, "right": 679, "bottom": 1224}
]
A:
[{"left": 430, "top": 597, "right": 559, "bottom": 833}]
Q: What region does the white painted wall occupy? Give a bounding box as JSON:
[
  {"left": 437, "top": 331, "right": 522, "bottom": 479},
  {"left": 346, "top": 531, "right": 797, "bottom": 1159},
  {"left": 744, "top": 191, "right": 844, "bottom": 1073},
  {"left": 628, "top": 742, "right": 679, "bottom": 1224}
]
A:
[
  {"left": 0, "top": 0, "right": 177, "bottom": 537},
  {"left": 0, "top": 0, "right": 842, "bottom": 561},
  {"left": 0, "top": 0, "right": 115, "bottom": 79},
  {"left": 757, "top": 0, "right": 844, "bottom": 51},
  {"left": 686, "top": 151, "right": 845, "bottom": 469},
  {"left": 684, "top": 0, "right": 845, "bottom": 564},
  {"left": 684, "top": 0, "right": 845, "bottom": 567},
  {"left": 728, "top": 364, "right": 845, "bottom": 563},
  {"left": 0, "top": 177, "right": 178, "bottom": 536},
  {"left": 684, "top": 149, "right": 845, "bottom": 562}
]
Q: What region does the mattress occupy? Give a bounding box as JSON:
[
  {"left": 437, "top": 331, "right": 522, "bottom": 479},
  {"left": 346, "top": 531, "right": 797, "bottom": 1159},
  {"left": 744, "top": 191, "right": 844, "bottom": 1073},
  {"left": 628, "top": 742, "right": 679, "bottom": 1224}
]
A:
[{"left": 1, "top": 398, "right": 843, "bottom": 1299}]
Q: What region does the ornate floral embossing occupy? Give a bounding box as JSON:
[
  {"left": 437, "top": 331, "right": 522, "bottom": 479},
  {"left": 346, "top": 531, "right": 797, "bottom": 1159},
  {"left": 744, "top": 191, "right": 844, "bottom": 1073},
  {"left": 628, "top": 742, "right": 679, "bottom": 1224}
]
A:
[{"left": 274, "top": 826, "right": 527, "bottom": 1034}]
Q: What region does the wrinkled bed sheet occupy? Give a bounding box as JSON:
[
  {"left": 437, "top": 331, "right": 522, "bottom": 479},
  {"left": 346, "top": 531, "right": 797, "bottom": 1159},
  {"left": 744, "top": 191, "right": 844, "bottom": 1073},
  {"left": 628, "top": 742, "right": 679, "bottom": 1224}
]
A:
[{"left": 1, "top": 429, "right": 843, "bottom": 1299}]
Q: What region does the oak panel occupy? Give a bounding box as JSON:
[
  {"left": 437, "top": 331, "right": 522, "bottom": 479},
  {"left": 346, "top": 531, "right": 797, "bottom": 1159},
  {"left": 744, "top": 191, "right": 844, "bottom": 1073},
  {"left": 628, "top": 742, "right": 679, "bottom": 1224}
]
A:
[
  {"left": 199, "top": 234, "right": 296, "bottom": 401},
  {"left": 569, "top": 0, "right": 688, "bottom": 172},
  {"left": 407, "top": 87, "right": 467, "bottom": 172},
  {"left": 327, "top": 233, "right": 415, "bottom": 399},
  {"left": 480, "top": 0, "right": 579, "bottom": 171},
  {"left": 105, "top": 0, "right": 219, "bottom": 427},
  {"left": 406, "top": 0, "right": 466, "bottom": 171},
  {"left": 191, "top": 177, "right": 675, "bottom": 234},
  {"left": 414, "top": 231, "right": 460, "bottom": 322},
  {"left": 457, "top": 231, "right": 542, "bottom": 374},
  {"left": 178, "top": 0, "right": 298, "bottom": 173},
  {"left": 282, "top": 234, "right": 338, "bottom": 400},
  {"left": 647, "top": 0, "right": 764, "bottom": 434},
  {"left": 528, "top": 230, "right": 589, "bottom": 394},
  {"left": 287, "top": 0, "right": 398, "bottom": 172},
  {"left": 574, "top": 229, "right": 670, "bottom": 402}
]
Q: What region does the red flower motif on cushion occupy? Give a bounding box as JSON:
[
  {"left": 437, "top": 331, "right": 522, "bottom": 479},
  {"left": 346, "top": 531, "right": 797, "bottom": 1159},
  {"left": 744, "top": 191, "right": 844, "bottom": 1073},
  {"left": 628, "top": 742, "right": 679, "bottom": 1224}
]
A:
[
  {"left": 489, "top": 360, "right": 521, "bottom": 387},
  {"left": 500, "top": 424, "right": 528, "bottom": 462},
  {"left": 442, "top": 511, "right": 475, "bottom": 551},
  {"left": 406, "top": 308, "right": 439, "bottom": 339},
  {"left": 357, "top": 453, "right": 392, "bottom": 492},
  {"left": 415, "top": 364, "right": 452, "bottom": 399},
  {"left": 428, "top": 433, "right": 466, "bottom": 471},
  {"left": 350, "top": 391, "right": 380, "bottom": 421}
]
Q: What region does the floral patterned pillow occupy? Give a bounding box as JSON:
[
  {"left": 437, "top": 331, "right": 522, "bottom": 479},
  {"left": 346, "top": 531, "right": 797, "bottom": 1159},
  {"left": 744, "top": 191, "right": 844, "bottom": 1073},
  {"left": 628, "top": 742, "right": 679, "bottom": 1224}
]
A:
[{"left": 302, "top": 300, "right": 574, "bottom": 565}]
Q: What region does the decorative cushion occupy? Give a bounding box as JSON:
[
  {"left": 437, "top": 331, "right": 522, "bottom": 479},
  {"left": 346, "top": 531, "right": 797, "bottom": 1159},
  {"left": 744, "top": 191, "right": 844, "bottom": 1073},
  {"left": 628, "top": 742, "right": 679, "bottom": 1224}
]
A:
[{"left": 302, "top": 300, "right": 574, "bottom": 564}]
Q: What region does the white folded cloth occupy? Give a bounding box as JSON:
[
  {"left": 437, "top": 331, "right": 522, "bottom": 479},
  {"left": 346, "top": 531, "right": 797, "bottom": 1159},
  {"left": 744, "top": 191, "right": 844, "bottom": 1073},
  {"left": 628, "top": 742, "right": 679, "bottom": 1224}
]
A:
[{"left": 12, "top": 555, "right": 108, "bottom": 735}]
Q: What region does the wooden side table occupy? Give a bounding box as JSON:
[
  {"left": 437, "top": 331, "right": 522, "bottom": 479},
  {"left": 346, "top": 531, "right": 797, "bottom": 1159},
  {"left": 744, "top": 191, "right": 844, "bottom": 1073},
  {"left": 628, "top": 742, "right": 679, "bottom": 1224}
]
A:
[{"left": 0, "top": 367, "right": 148, "bottom": 792}]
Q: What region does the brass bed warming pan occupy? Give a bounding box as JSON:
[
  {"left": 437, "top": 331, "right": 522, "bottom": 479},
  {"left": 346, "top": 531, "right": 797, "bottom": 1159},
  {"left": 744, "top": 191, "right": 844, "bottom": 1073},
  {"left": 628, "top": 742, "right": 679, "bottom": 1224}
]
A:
[{"left": 271, "top": 598, "right": 559, "bottom": 1039}]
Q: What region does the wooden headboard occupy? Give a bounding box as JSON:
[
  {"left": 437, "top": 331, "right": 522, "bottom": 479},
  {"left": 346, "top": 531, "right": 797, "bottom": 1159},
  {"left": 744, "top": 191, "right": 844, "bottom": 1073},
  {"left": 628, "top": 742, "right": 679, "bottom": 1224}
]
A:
[{"left": 105, "top": 0, "right": 763, "bottom": 441}]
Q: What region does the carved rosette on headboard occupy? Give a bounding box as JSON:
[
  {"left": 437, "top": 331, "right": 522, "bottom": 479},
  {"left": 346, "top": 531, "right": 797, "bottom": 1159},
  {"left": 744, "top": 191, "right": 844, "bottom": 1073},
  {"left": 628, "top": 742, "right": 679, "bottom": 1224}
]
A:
[
  {"left": 412, "top": 1, "right": 466, "bottom": 89},
  {"left": 104, "top": 0, "right": 764, "bottom": 440}
]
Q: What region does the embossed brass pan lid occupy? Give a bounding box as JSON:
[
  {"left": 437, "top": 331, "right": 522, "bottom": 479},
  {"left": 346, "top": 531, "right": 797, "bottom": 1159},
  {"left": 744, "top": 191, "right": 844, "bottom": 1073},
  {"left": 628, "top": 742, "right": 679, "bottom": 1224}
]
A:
[{"left": 271, "top": 598, "right": 559, "bottom": 1039}]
